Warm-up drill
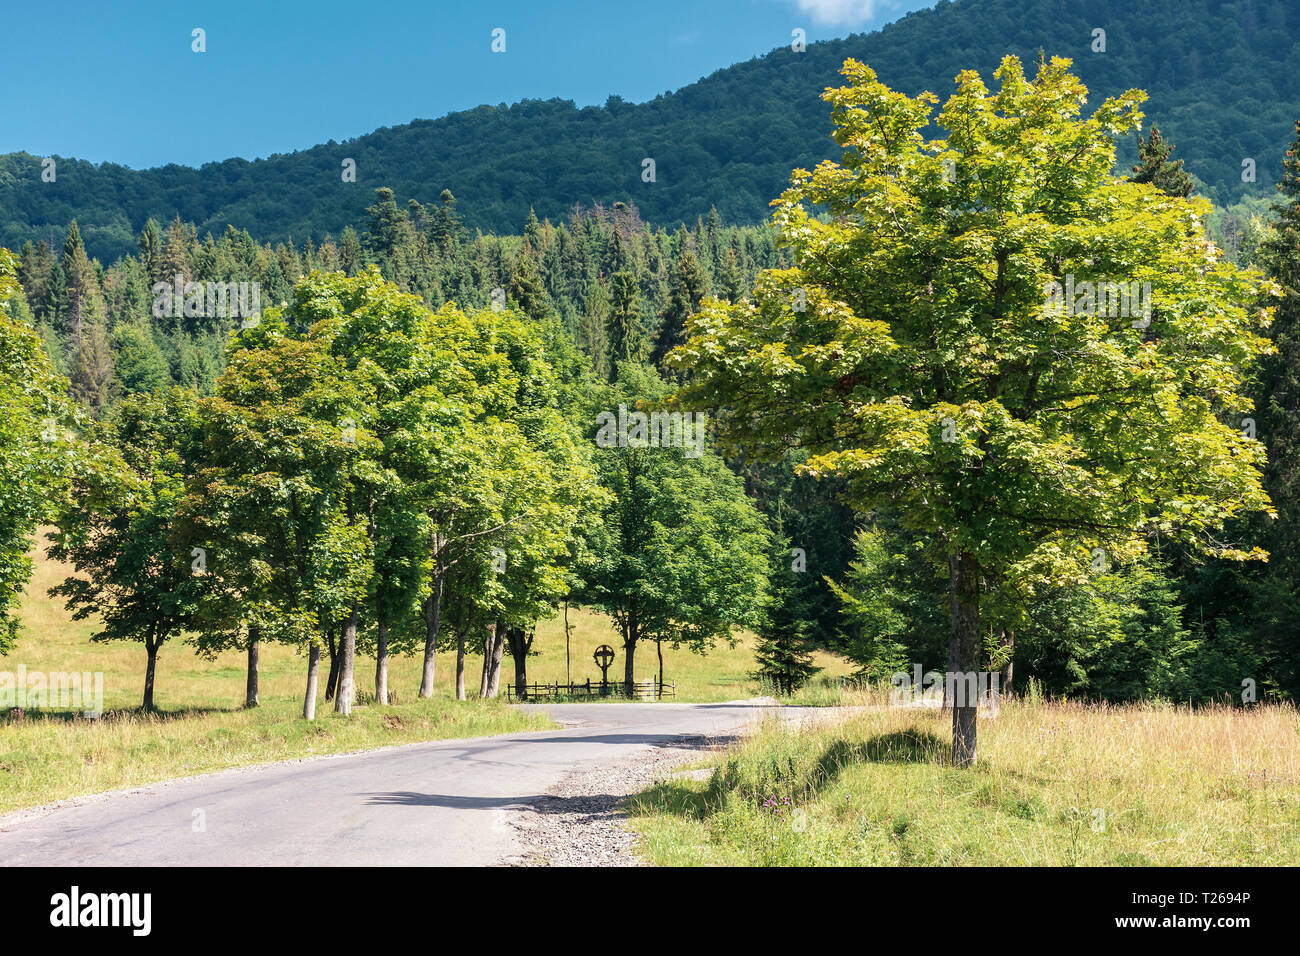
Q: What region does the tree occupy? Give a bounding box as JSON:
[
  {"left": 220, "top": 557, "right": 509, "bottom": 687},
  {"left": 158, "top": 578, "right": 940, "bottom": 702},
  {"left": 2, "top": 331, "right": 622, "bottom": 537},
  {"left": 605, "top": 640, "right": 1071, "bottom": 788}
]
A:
[
  {"left": 751, "top": 536, "right": 820, "bottom": 695},
  {"left": 651, "top": 248, "right": 708, "bottom": 371},
  {"left": 49, "top": 388, "right": 205, "bottom": 709},
  {"left": 181, "top": 307, "right": 375, "bottom": 718},
  {"left": 579, "top": 368, "right": 770, "bottom": 693},
  {"left": 1131, "top": 125, "right": 1195, "bottom": 198},
  {"left": 60, "top": 222, "right": 115, "bottom": 411},
  {"left": 1249, "top": 115, "right": 1300, "bottom": 698},
  {"left": 509, "top": 244, "right": 556, "bottom": 322},
  {"left": 365, "top": 188, "right": 415, "bottom": 287},
  {"left": 828, "top": 522, "right": 948, "bottom": 682},
  {"left": 429, "top": 189, "right": 465, "bottom": 253},
  {"left": 0, "top": 249, "right": 77, "bottom": 654},
  {"left": 605, "top": 271, "right": 646, "bottom": 382},
  {"left": 1012, "top": 555, "right": 1196, "bottom": 700},
  {"left": 113, "top": 323, "right": 171, "bottom": 396},
  {"left": 672, "top": 57, "right": 1274, "bottom": 764}
]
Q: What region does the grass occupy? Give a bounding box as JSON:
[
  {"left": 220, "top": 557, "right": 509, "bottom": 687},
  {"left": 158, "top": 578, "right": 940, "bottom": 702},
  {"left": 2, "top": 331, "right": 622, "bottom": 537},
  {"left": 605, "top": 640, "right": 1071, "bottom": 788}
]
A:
[
  {"left": 626, "top": 696, "right": 1300, "bottom": 866},
  {"left": 1, "top": 532, "right": 853, "bottom": 814},
  {"left": 775, "top": 673, "right": 882, "bottom": 707}
]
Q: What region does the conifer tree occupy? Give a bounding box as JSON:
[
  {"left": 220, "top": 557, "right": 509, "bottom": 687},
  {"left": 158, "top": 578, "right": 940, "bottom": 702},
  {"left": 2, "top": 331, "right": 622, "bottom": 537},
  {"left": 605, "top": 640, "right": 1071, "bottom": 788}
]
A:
[
  {"left": 605, "top": 270, "right": 645, "bottom": 382},
  {"left": 1131, "top": 125, "right": 1195, "bottom": 197},
  {"left": 652, "top": 248, "right": 708, "bottom": 370},
  {"left": 1250, "top": 116, "right": 1300, "bottom": 697},
  {"left": 751, "top": 537, "right": 820, "bottom": 695}
]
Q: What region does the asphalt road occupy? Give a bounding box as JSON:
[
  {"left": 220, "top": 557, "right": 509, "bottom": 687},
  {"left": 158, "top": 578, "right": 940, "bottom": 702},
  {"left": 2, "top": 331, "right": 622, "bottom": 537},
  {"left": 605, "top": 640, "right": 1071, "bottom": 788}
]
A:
[{"left": 0, "top": 701, "right": 802, "bottom": 866}]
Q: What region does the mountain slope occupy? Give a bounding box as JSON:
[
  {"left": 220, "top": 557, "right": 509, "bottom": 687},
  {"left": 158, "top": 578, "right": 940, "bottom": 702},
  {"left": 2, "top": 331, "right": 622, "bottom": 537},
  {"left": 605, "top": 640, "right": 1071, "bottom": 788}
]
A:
[{"left": 2, "top": 0, "right": 1296, "bottom": 262}]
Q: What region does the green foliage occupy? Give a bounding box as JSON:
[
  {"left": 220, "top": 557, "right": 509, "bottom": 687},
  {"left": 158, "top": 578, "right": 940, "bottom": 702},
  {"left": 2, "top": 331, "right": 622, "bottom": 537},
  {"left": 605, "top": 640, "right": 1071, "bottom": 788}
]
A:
[
  {"left": 112, "top": 323, "right": 171, "bottom": 396},
  {"left": 678, "top": 54, "right": 1273, "bottom": 600},
  {"left": 1131, "top": 126, "right": 1195, "bottom": 199},
  {"left": 829, "top": 524, "right": 948, "bottom": 681},
  {"left": 675, "top": 55, "right": 1277, "bottom": 752},
  {"left": 13, "top": 197, "right": 781, "bottom": 414},
  {"left": 47, "top": 388, "right": 205, "bottom": 706},
  {"left": 751, "top": 537, "right": 820, "bottom": 695},
  {"left": 0, "top": 249, "right": 78, "bottom": 653},
  {"left": 577, "top": 366, "right": 770, "bottom": 685},
  {"left": 1015, "top": 556, "right": 1197, "bottom": 700},
  {"left": 7, "top": 25, "right": 1300, "bottom": 714}
]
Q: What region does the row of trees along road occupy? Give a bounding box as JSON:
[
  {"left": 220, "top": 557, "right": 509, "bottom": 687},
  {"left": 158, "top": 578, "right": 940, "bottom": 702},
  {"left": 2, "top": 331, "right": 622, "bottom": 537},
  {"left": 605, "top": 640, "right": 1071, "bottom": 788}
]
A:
[{"left": 18, "top": 266, "right": 770, "bottom": 715}]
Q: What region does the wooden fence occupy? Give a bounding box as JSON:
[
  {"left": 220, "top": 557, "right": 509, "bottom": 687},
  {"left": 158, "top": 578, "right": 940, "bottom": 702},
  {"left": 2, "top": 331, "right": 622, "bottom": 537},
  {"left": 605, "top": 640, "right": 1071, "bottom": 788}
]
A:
[{"left": 503, "top": 679, "right": 676, "bottom": 702}]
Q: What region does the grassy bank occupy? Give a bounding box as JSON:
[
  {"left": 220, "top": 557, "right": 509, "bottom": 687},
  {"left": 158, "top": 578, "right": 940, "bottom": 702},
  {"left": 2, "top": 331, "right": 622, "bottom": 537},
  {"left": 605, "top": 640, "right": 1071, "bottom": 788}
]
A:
[{"left": 627, "top": 698, "right": 1300, "bottom": 866}]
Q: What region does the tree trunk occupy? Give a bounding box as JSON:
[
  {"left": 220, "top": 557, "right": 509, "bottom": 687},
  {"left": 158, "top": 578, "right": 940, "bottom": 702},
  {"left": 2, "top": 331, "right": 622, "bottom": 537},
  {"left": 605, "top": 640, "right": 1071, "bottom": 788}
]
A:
[
  {"left": 947, "top": 549, "right": 981, "bottom": 767},
  {"left": 485, "top": 620, "right": 506, "bottom": 698},
  {"left": 479, "top": 624, "right": 492, "bottom": 698},
  {"left": 455, "top": 622, "right": 468, "bottom": 701},
  {"left": 245, "top": 626, "right": 260, "bottom": 708},
  {"left": 303, "top": 643, "right": 321, "bottom": 720},
  {"left": 657, "top": 636, "right": 664, "bottom": 700},
  {"left": 375, "top": 621, "right": 389, "bottom": 706},
  {"left": 418, "top": 576, "right": 443, "bottom": 698},
  {"left": 324, "top": 628, "right": 340, "bottom": 701},
  {"left": 507, "top": 626, "right": 531, "bottom": 699},
  {"left": 143, "top": 639, "right": 158, "bottom": 711},
  {"left": 335, "top": 604, "right": 358, "bottom": 715},
  {"left": 622, "top": 621, "right": 637, "bottom": 697}
]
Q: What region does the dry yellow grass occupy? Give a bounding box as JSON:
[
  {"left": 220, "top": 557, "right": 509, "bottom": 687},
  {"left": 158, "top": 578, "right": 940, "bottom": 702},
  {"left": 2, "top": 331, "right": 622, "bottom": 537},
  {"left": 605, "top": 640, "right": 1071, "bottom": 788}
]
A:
[
  {"left": 11, "top": 531, "right": 851, "bottom": 711},
  {"left": 629, "top": 696, "right": 1300, "bottom": 865}
]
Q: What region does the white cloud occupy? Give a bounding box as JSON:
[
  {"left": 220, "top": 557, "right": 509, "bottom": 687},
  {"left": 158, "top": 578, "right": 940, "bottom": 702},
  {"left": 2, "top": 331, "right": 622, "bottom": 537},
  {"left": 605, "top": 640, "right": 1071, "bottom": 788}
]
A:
[{"left": 786, "top": 0, "right": 898, "bottom": 27}]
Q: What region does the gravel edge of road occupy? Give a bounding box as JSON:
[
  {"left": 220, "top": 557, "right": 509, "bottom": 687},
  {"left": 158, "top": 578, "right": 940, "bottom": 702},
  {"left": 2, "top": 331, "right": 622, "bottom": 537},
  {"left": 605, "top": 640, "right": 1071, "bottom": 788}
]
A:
[
  {"left": 504, "top": 733, "right": 734, "bottom": 867},
  {"left": 503, "top": 701, "right": 863, "bottom": 867}
]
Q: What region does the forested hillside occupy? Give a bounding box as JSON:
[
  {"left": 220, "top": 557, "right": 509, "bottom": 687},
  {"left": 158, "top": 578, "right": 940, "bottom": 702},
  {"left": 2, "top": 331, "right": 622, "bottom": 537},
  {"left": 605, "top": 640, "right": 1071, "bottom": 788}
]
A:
[{"left": 3, "top": 0, "right": 1296, "bottom": 263}]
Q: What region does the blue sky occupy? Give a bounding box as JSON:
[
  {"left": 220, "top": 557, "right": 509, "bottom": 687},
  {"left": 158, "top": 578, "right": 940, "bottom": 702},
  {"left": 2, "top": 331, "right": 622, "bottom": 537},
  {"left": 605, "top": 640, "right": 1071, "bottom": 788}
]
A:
[{"left": 2, "top": 0, "right": 935, "bottom": 169}]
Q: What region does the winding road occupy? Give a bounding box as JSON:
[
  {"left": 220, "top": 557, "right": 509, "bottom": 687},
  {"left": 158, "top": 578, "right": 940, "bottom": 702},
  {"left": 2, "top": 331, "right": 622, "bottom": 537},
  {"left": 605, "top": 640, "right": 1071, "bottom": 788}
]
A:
[{"left": 0, "top": 701, "right": 805, "bottom": 866}]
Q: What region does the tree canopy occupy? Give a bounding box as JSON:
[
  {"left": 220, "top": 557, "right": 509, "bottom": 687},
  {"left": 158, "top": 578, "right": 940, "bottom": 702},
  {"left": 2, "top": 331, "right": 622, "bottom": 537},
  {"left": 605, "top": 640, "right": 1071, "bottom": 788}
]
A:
[{"left": 673, "top": 55, "right": 1276, "bottom": 762}]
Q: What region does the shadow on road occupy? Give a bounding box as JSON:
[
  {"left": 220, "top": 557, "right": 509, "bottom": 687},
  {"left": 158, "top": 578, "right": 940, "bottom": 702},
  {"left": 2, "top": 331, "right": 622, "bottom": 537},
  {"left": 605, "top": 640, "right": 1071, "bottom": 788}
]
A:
[
  {"left": 362, "top": 791, "right": 548, "bottom": 809},
  {"left": 361, "top": 790, "right": 634, "bottom": 818}
]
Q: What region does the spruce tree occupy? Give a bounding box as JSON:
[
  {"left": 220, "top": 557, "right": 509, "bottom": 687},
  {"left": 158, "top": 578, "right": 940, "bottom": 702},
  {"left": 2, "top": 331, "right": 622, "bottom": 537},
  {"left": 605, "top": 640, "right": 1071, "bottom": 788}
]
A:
[
  {"left": 429, "top": 189, "right": 464, "bottom": 253},
  {"left": 339, "top": 227, "right": 364, "bottom": 276},
  {"left": 651, "top": 248, "right": 707, "bottom": 370},
  {"left": 1251, "top": 116, "right": 1300, "bottom": 697},
  {"left": 1131, "top": 125, "right": 1195, "bottom": 197},
  {"left": 138, "top": 218, "right": 163, "bottom": 286},
  {"left": 605, "top": 270, "right": 645, "bottom": 382},
  {"left": 751, "top": 537, "right": 820, "bottom": 696},
  {"left": 508, "top": 243, "right": 555, "bottom": 321}
]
